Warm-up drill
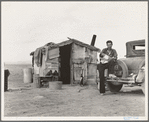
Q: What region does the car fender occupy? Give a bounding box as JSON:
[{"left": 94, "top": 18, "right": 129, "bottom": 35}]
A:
[{"left": 136, "top": 60, "right": 145, "bottom": 83}]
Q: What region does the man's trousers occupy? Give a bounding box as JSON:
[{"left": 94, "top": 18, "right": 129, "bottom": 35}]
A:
[{"left": 97, "top": 63, "right": 109, "bottom": 93}]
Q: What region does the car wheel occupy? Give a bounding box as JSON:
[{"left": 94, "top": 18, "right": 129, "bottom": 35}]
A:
[
  {"left": 107, "top": 60, "right": 128, "bottom": 92},
  {"left": 107, "top": 81, "right": 123, "bottom": 92},
  {"left": 116, "top": 60, "right": 129, "bottom": 78}
]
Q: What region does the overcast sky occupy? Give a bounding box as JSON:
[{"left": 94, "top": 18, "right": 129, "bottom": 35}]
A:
[{"left": 2, "top": 1, "right": 147, "bottom": 63}]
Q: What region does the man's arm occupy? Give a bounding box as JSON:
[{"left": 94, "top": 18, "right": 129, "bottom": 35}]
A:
[
  {"left": 108, "top": 49, "right": 117, "bottom": 61},
  {"left": 104, "top": 49, "right": 118, "bottom": 62},
  {"left": 112, "top": 49, "right": 118, "bottom": 60},
  {"left": 99, "top": 48, "right": 106, "bottom": 58}
]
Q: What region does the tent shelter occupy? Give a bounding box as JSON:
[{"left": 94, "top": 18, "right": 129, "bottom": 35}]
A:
[{"left": 30, "top": 38, "right": 100, "bottom": 85}]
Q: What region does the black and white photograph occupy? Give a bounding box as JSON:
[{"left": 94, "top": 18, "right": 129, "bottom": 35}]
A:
[{"left": 2, "top": 1, "right": 148, "bottom": 121}]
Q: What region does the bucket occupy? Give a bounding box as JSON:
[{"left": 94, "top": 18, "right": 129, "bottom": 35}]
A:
[
  {"left": 23, "top": 68, "right": 32, "bottom": 83},
  {"left": 4, "top": 69, "right": 10, "bottom": 92},
  {"left": 33, "top": 74, "right": 41, "bottom": 88},
  {"left": 49, "top": 81, "right": 62, "bottom": 90}
]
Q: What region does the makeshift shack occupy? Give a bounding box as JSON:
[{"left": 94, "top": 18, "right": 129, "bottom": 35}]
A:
[{"left": 30, "top": 38, "right": 100, "bottom": 85}]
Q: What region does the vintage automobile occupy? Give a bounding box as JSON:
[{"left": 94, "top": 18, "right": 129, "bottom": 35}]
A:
[{"left": 106, "top": 39, "right": 145, "bottom": 94}]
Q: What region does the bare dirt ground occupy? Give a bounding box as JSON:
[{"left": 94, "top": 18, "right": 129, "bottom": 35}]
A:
[{"left": 4, "top": 64, "right": 145, "bottom": 117}]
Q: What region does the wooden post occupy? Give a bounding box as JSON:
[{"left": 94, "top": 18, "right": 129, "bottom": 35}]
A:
[
  {"left": 70, "top": 43, "right": 74, "bottom": 85},
  {"left": 33, "top": 74, "right": 41, "bottom": 88},
  {"left": 4, "top": 69, "right": 10, "bottom": 92}
]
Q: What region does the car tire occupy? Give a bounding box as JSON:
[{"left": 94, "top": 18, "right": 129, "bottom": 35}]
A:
[
  {"left": 107, "top": 60, "right": 128, "bottom": 92},
  {"left": 117, "top": 60, "right": 129, "bottom": 78},
  {"left": 107, "top": 81, "right": 123, "bottom": 92}
]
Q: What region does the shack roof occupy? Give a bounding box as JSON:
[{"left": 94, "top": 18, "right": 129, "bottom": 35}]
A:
[
  {"left": 47, "top": 39, "right": 100, "bottom": 51},
  {"left": 31, "top": 38, "right": 100, "bottom": 55}
]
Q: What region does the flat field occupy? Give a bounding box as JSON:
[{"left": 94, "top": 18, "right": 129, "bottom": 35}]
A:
[{"left": 3, "top": 64, "right": 145, "bottom": 118}]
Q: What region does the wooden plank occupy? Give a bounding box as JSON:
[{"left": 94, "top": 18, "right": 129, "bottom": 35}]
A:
[
  {"left": 48, "top": 48, "right": 59, "bottom": 60},
  {"left": 106, "top": 79, "right": 135, "bottom": 84},
  {"left": 70, "top": 43, "right": 74, "bottom": 85}
]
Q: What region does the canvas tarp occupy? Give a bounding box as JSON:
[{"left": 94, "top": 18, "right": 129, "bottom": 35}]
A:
[{"left": 34, "top": 48, "right": 43, "bottom": 67}]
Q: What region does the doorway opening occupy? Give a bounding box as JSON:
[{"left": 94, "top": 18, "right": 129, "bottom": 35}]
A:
[{"left": 59, "top": 44, "right": 72, "bottom": 84}]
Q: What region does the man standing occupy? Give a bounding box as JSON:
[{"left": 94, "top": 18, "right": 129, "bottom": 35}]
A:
[{"left": 97, "top": 40, "right": 118, "bottom": 95}]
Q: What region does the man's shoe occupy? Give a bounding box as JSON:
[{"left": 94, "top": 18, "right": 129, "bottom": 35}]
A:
[{"left": 100, "top": 93, "right": 104, "bottom": 96}]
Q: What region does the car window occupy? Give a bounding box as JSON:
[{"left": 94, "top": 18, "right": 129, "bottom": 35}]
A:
[{"left": 133, "top": 45, "right": 145, "bottom": 51}]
